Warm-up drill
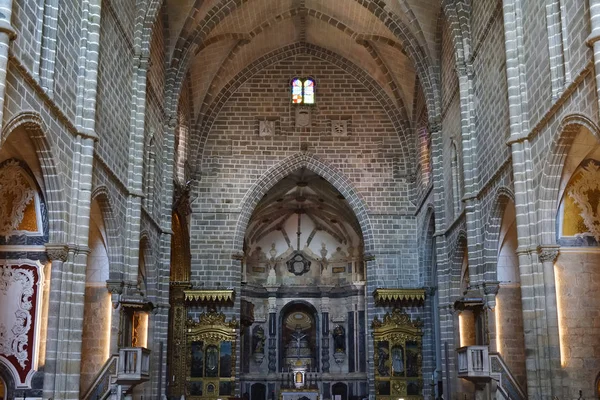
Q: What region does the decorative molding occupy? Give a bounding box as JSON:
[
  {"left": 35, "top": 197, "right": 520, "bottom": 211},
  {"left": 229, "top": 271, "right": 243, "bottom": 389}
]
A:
[
  {"left": 483, "top": 282, "right": 500, "bottom": 296},
  {"left": 286, "top": 252, "right": 311, "bottom": 276},
  {"left": 45, "top": 244, "right": 68, "bottom": 262},
  {"left": 0, "top": 161, "right": 37, "bottom": 238},
  {"left": 0, "top": 260, "right": 43, "bottom": 388},
  {"left": 184, "top": 289, "right": 235, "bottom": 304},
  {"left": 537, "top": 245, "right": 560, "bottom": 263},
  {"left": 567, "top": 161, "right": 600, "bottom": 241},
  {"left": 187, "top": 309, "right": 238, "bottom": 330},
  {"left": 373, "top": 288, "right": 426, "bottom": 305},
  {"left": 371, "top": 308, "right": 422, "bottom": 331}
]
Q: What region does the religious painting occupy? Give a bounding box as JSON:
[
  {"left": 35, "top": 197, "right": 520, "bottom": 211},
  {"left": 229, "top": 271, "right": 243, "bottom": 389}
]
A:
[
  {"left": 205, "top": 345, "right": 219, "bottom": 377},
  {"left": 188, "top": 381, "right": 203, "bottom": 396},
  {"left": 405, "top": 341, "right": 419, "bottom": 378},
  {"left": 190, "top": 341, "right": 204, "bottom": 377},
  {"left": 219, "top": 381, "right": 232, "bottom": 395},
  {"left": 219, "top": 341, "right": 232, "bottom": 377},
  {"left": 376, "top": 341, "right": 390, "bottom": 376}
]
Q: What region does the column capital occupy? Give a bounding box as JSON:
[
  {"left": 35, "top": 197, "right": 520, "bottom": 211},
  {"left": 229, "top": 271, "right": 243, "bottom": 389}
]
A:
[
  {"left": 45, "top": 244, "right": 69, "bottom": 262},
  {"left": 537, "top": 245, "right": 560, "bottom": 263},
  {"left": 483, "top": 281, "right": 500, "bottom": 296}
]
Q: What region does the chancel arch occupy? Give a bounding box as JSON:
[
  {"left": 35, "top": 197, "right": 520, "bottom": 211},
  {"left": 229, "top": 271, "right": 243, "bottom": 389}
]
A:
[{"left": 239, "top": 167, "right": 368, "bottom": 400}]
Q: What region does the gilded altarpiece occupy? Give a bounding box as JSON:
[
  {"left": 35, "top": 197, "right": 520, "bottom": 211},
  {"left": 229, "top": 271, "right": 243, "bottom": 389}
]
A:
[
  {"left": 372, "top": 309, "right": 423, "bottom": 400},
  {"left": 185, "top": 310, "right": 238, "bottom": 399}
]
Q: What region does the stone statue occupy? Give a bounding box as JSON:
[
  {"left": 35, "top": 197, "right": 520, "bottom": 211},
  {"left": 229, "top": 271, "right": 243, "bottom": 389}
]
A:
[
  {"left": 391, "top": 346, "right": 404, "bottom": 374},
  {"left": 332, "top": 325, "right": 345, "bottom": 353},
  {"left": 253, "top": 325, "right": 266, "bottom": 354}
]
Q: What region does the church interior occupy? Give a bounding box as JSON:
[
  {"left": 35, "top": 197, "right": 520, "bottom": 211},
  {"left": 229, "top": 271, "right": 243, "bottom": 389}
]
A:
[{"left": 0, "top": 1, "right": 599, "bottom": 399}]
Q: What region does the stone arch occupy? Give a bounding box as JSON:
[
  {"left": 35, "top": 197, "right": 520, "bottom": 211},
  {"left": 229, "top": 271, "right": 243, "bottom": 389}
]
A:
[
  {"left": 91, "top": 186, "right": 124, "bottom": 278},
  {"left": 483, "top": 187, "right": 516, "bottom": 282},
  {"left": 191, "top": 42, "right": 412, "bottom": 169},
  {"left": 233, "top": 153, "right": 374, "bottom": 257},
  {"left": 1, "top": 112, "right": 67, "bottom": 244},
  {"left": 538, "top": 113, "right": 600, "bottom": 245}
]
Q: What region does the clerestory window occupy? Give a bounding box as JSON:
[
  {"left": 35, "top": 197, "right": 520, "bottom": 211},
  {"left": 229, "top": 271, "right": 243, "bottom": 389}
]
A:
[{"left": 291, "top": 77, "right": 315, "bottom": 105}]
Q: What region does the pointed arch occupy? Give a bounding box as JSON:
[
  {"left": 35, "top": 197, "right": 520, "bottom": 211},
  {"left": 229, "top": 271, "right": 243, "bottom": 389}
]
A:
[
  {"left": 2, "top": 112, "right": 67, "bottom": 244},
  {"left": 483, "top": 187, "right": 516, "bottom": 282},
  {"left": 538, "top": 113, "right": 600, "bottom": 245},
  {"left": 234, "top": 153, "right": 374, "bottom": 255},
  {"left": 90, "top": 186, "right": 124, "bottom": 278}
]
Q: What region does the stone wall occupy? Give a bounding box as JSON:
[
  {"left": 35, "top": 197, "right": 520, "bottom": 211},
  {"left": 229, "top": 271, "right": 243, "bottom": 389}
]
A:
[
  {"left": 496, "top": 284, "right": 527, "bottom": 390},
  {"left": 191, "top": 53, "right": 418, "bottom": 290},
  {"left": 555, "top": 251, "right": 600, "bottom": 399},
  {"left": 80, "top": 287, "right": 111, "bottom": 394}
]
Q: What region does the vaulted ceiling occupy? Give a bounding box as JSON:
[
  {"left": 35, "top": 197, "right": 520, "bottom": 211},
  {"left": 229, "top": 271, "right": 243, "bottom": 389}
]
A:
[
  {"left": 165, "top": 0, "right": 442, "bottom": 127},
  {"left": 245, "top": 168, "right": 361, "bottom": 249}
]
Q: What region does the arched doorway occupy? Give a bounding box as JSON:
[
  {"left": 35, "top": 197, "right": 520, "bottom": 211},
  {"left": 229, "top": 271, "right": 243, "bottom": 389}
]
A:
[
  {"left": 0, "top": 376, "right": 5, "bottom": 400},
  {"left": 240, "top": 168, "right": 367, "bottom": 399}
]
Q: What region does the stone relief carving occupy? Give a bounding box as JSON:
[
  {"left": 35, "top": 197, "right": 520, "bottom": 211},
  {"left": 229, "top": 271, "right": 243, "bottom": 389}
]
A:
[
  {"left": 259, "top": 120, "right": 275, "bottom": 137},
  {"left": 295, "top": 106, "right": 311, "bottom": 127},
  {"left": 0, "top": 160, "right": 37, "bottom": 237},
  {"left": 0, "top": 264, "right": 35, "bottom": 369},
  {"left": 567, "top": 160, "right": 600, "bottom": 241},
  {"left": 331, "top": 120, "right": 348, "bottom": 137}
]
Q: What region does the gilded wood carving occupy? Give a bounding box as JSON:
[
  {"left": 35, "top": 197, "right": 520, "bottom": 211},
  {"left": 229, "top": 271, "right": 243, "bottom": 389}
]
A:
[{"left": 372, "top": 309, "right": 423, "bottom": 400}]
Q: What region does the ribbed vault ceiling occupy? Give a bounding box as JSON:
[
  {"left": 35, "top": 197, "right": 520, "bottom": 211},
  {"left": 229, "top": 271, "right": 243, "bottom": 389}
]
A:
[
  {"left": 165, "top": 0, "right": 441, "bottom": 125},
  {"left": 245, "top": 169, "right": 362, "bottom": 248}
]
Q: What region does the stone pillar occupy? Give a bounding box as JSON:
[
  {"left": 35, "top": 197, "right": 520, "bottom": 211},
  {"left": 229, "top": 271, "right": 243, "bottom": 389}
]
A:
[
  {"left": 321, "top": 297, "right": 330, "bottom": 373},
  {"left": 537, "top": 245, "right": 562, "bottom": 396},
  {"left": 42, "top": 244, "right": 68, "bottom": 399},
  {"left": 587, "top": 0, "right": 600, "bottom": 120},
  {"left": 267, "top": 295, "right": 277, "bottom": 374},
  {"left": 0, "top": 0, "right": 15, "bottom": 137},
  {"left": 483, "top": 282, "right": 500, "bottom": 353},
  {"left": 364, "top": 257, "right": 376, "bottom": 398},
  {"left": 106, "top": 280, "right": 124, "bottom": 354},
  {"left": 502, "top": 0, "right": 557, "bottom": 396}
]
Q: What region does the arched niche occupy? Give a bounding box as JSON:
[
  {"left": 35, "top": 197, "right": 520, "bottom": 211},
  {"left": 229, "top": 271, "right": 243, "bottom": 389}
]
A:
[
  {"left": 494, "top": 199, "right": 527, "bottom": 390},
  {"left": 278, "top": 301, "right": 319, "bottom": 372},
  {"left": 80, "top": 198, "right": 113, "bottom": 395},
  {"left": 552, "top": 123, "right": 600, "bottom": 394}
]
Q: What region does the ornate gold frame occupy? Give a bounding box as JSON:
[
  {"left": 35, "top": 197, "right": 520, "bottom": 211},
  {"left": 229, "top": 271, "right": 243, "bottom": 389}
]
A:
[
  {"left": 373, "top": 288, "right": 425, "bottom": 305},
  {"left": 372, "top": 309, "right": 423, "bottom": 400},
  {"left": 185, "top": 310, "right": 238, "bottom": 400}
]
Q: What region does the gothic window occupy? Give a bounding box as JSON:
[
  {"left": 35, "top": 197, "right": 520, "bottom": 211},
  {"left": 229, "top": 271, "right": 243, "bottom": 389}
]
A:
[{"left": 291, "top": 78, "right": 315, "bottom": 105}]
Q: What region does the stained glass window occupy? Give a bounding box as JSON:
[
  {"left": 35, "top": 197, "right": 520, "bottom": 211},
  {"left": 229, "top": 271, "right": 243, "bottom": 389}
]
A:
[
  {"left": 291, "top": 77, "right": 315, "bottom": 104},
  {"left": 303, "top": 79, "right": 314, "bottom": 104},
  {"left": 292, "top": 79, "right": 304, "bottom": 104}
]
